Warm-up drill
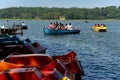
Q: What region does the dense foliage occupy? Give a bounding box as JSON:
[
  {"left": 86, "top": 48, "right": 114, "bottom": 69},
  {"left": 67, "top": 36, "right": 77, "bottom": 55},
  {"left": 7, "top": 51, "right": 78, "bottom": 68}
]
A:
[{"left": 0, "top": 6, "right": 120, "bottom": 20}]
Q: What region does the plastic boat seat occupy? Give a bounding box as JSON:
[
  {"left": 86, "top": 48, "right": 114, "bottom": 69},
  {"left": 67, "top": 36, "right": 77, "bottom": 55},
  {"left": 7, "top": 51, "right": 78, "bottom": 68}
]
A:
[
  {"left": 40, "top": 68, "right": 63, "bottom": 80},
  {"left": 0, "top": 62, "right": 23, "bottom": 72},
  {"left": 0, "top": 67, "right": 43, "bottom": 80},
  {"left": 37, "top": 59, "right": 66, "bottom": 75},
  {"left": 0, "top": 45, "right": 23, "bottom": 59},
  {"left": 52, "top": 51, "right": 76, "bottom": 62},
  {"left": 4, "top": 54, "right": 53, "bottom": 66},
  {"left": 23, "top": 42, "right": 46, "bottom": 54}
]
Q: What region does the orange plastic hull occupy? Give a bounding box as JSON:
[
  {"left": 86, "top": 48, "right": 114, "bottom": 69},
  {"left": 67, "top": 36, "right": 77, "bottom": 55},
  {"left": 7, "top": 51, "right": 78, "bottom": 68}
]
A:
[{"left": 0, "top": 51, "right": 83, "bottom": 80}]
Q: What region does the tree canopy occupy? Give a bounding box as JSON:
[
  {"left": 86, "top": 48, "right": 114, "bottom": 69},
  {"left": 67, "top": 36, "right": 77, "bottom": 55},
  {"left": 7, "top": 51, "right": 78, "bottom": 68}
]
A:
[{"left": 0, "top": 6, "right": 120, "bottom": 20}]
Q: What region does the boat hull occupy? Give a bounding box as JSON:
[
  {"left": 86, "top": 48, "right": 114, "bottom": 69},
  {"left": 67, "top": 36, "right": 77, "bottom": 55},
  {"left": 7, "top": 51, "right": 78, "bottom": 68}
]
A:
[
  {"left": 92, "top": 26, "right": 107, "bottom": 32},
  {"left": 15, "top": 25, "right": 28, "bottom": 30},
  {"left": 1, "top": 51, "right": 83, "bottom": 80},
  {"left": 43, "top": 28, "right": 80, "bottom": 35}
]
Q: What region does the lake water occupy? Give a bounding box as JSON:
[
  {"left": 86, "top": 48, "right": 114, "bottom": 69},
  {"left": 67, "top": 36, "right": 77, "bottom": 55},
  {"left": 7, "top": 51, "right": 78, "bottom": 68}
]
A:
[{"left": 0, "top": 20, "right": 120, "bottom": 80}]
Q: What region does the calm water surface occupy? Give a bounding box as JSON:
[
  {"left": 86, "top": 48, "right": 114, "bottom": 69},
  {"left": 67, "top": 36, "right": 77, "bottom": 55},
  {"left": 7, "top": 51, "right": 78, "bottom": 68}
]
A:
[{"left": 0, "top": 20, "right": 120, "bottom": 80}]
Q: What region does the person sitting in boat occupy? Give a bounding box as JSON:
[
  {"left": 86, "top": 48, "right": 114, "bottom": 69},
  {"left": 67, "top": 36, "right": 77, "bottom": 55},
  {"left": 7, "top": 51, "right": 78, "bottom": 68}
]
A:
[
  {"left": 60, "top": 24, "right": 65, "bottom": 30},
  {"left": 100, "top": 24, "right": 103, "bottom": 27},
  {"left": 94, "top": 24, "right": 97, "bottom": 27},
  {"left": 21, "top": 22, "right": 26, "bottom": 26},
  {"left": 1, "top": 25, "right": 5, "bottom": 29},
  {"left": 103, "top": 24, "right": 106, "bottom": 27},
  {"left": 55, "top": 23, "right": 61, "bottom": 30},
  {"left": 67, "top": 23, "right": 73, "bottom": 30},
  {"left": 97, "top": 23, "right": 101, "bottom": 27},
  {"left": 65, "top": 24, "right": 68, "bottom": 30},
  {"left": 48, "top": 22, "right": 54, "bottom": 29},
  {"left": 12, "top": 22, "right": 16, "bottom": 28},
  {"left": 101, "top": 24, "right": 106, "bottom": 27},
  {"left": 55, "top": 21, "right": 59, "bottom": 28}
]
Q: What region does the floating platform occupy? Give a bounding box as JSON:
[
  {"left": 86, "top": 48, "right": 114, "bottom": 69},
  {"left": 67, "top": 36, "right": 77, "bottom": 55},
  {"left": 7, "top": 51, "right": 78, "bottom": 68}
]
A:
[{"left": 0, "top": 26, "right": 23, "bottom": 35}]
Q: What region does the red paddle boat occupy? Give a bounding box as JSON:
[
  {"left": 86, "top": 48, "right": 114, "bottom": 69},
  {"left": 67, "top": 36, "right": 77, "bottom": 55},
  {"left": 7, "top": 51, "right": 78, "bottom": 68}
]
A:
[{"left": 0, "top": 51, "right": 84, "bottom": 80}]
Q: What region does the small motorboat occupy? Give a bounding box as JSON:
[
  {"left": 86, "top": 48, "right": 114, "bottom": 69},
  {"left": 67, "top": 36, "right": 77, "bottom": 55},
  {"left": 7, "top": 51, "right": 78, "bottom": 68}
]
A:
[
  {"left": 0, "top": 51, "right": 83, "bottom": 80},
  {"left": 14, "top": 22, "right": 28, "bottom": 30},
  {"left": 15, "top": 25, "right": 28, "bottom": 30},
  {"left": 92, "top": 24, "right": 107, "bottom": 32},
  {"left": 43, "top": 28, "right": 80, "bottom": 35},
  {"left": 84, "top": 20, "right": 89, "bottom": 23}
]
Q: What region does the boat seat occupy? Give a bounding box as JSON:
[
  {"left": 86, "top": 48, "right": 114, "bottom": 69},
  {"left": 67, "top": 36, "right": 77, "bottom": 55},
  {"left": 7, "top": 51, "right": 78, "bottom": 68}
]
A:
[
  {"left": 52, "top": 51, "right": 76, "bottom": 62},
  {"left": 0, "top": 61, "right": 23, "bottom": 71},
  {"left": 22, "top": 42, "right": 46, "bottom": 54},
  {"left": 4, "top": 54, "right": 53, "bottom": 66},
  {"left": 0, "top": 67, "right": 43, "bottom": 80},
  {"left": 0, "top": 45, "right": 23, "bottom": 60}
]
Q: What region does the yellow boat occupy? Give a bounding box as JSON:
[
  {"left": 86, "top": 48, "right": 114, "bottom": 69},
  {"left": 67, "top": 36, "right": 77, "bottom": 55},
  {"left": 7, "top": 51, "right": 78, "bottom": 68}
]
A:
[{"left": 92, "top": 24, "right": 107, "bottom": 32}]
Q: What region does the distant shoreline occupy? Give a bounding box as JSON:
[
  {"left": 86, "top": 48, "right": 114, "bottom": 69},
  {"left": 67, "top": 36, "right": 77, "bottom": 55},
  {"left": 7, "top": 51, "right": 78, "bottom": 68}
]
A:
[{"left": 0, "top": 19, "right": 120, "bottom": 21}]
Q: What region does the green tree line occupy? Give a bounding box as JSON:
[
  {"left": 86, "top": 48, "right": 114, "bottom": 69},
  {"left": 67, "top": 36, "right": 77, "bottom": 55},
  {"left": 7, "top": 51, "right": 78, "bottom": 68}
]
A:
[{"left": 0, "top": 6, "right": 120, "bottom": 20}]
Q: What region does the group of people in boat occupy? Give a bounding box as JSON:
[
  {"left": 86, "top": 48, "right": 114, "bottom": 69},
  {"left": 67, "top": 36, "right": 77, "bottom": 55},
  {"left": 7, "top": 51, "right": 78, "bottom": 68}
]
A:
[
  {"left": 48, "top": 21, "right": 73, "bottom": 30},
  {"left": 12, "top": 22, "right": 26, "bottom": 27},
  {"left": 94, "top": 23, "right": 106, "bottom": 27}
]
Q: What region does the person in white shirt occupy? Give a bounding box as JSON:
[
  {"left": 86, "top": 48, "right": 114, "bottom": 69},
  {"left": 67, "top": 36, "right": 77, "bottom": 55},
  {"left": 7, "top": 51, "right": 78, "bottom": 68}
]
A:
[
  {"left": 21, "top": 22, "right": 26, "bottom": 26},
  {"left": 1, "top": 25, "right": 5, "bottom": 28},
  {"left": 67, "top": 23, "right": 73, "bottom": 30}
]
